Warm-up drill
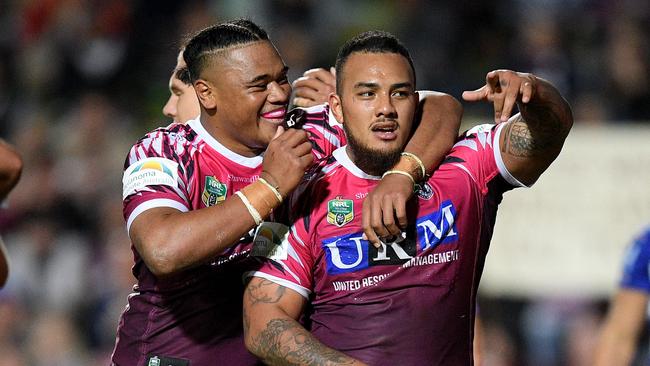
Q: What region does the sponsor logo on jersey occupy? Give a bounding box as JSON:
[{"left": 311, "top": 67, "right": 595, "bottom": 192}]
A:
[
  {"left": 323, "top": 233, "right": 417, "bottom": 275},
  {"left": 283, "top": 108, "right": 307, "bottom": 129},
  {"left": 146, "top": 355, "right": 188, "bottom": 366},
  {"left": 251, "top": 222, "right": 290, "bottom": 261},
  {"left": 416, "top": 182, "right": 434, "bottom": 200},
  {"left": 416, "top": 200, "right": 458, "bottom": 251},
  {"left": 327, "top": 196, "right": 354, "bottom": 227},
  {"left": 201, "top": 176, "right": 227, "bottom": 207},
  {"left": 323, "top": 200, "right": 458, "bottom": 274},
  {"left": 122, "top": 157, "right": 179, "bottom": 199}
]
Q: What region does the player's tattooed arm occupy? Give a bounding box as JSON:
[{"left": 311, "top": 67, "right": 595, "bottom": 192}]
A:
[
  {"left": 251, "top": 319, "right": 361, "bottom": 366},
  {"left": 463, "top": 70, "right": 573, "bottom": 185},
  {"left": 244, "top": 278, "right": 366, "bottom": 366}
]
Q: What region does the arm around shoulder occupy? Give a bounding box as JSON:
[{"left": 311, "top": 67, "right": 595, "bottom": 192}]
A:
[{"left": 407, "top": 91, "right": 462, "bottom": 174}]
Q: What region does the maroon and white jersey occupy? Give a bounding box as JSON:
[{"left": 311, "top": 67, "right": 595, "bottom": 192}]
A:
[
  {"left": 250, "top": 123, "right": 525, "bottom": 366},
  {"left": 113, "top": 105, "right": 343, "bottom": 366}
]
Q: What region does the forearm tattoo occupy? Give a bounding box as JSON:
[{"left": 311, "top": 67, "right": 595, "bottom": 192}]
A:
[
  {"left": 502, "top": 97, "right": 572, "bottom": 158},
  {"left": 251, "top": 319, "right": 357, "bottom": 366}
]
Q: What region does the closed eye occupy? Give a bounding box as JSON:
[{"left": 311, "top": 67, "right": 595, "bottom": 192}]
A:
[
  {"left": 250, "top": 84, "right": 267, "bottom": 91},
  {"left": 392, "top": 90, "right": 411, "bottom": 98}
]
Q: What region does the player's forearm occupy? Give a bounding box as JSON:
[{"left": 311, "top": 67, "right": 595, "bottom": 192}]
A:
[
  {"left": 247, "top": 317, "right": 365, "bottom": 366},
  {"left": 132, "top": 197, "right": 258, "bottom": 277},
  {"left": 512, "top": 77, "right": 573, "bottom": 157},
  {"left": 594, "top": 326, "right": 637, "bottom": 366},
  {"left": 404, "top": 92, "right": 461, "bottom": 175},
  {"left": 0, "top": 140, "right": 22, "bottom": 200},
  {"left": 244, "top": 279, "right": 365, "bottom": 366}
]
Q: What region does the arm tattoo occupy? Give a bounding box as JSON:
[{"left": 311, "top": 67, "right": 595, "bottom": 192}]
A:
[
  {"left": 246, "top": 278, "right": 287, "bottom": 305},
  {"left": 502, "top": 97, "right": 571, "bottom": 158},
  {"left": 251, "top": 318, "right": 357, "bottom": 366},
  {"left": 501, "top": 119, "right": 535, "bottom": 157},
  {"left": 243, "top": 305, "right": 250, "bottom": 334}
]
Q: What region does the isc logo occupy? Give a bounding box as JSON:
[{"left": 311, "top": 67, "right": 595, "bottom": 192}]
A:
[{"left": 323, "top": 200, "right": 458, "bottom": 274}]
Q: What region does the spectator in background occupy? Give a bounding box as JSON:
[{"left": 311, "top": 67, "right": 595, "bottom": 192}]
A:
[
  {"left": 594, "top": 227, "right": 650, "bottom": 366},
  {"left": 0, "top": 139, "right": 22, "bottom": 287}
]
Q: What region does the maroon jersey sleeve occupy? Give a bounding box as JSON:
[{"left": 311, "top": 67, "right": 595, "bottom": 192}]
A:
[
  {"left": 122, "top": 125, "right": 193, "bottom": 232},
  {"left": 446, "top": 123, "right": 527, "bottom": 192}
]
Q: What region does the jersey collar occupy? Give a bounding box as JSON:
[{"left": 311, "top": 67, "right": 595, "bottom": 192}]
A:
[
  {"left": 333, "top": 146, "right": 381, "bottom": 180},
  {"left": 188, "top": 117, "right": 263, "bottom": 168}
]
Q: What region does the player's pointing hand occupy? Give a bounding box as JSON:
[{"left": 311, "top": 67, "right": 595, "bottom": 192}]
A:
[{"left": 462, "top": 70, "right": 537, "bottom": 123}]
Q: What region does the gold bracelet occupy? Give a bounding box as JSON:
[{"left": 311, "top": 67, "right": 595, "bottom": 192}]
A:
[
  {"left": 258, "top": 177, "right": 283, "bottom": 203},
  {"left": 381, "top": 170, "right": 415, "bottom": 185},
  {"left": 235, "top": 191, "right": 262, "bottom": 225},
  {"left": 401, "top": 152, "right": 426, "bottom": 178}
]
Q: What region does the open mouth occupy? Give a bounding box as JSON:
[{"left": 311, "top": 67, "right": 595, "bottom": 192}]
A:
[
  {"left": 371, "top": 121, "right": 398, "bottom": 140},
  {"left": 261, "top": 107, "right": 287, "bottom": 122}
]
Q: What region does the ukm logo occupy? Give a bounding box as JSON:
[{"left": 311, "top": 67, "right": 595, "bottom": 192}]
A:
[
  {"left": 323, "top": 200, "right": 458, "bottom": 274},
  {"left": 416, "top": 200, "right": 458, "bottom": 251},
  {"left": 323, "top": 233, "right": 417, "bottom": 275}
]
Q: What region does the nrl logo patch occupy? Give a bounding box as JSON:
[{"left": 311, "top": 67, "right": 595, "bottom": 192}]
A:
[
  {"left": 202, "top": 176, "right": 227, "bottom": 207},
  {"left": 416, "top": 182, "right": 434, "bottom": 200},
  {"left": 327, "top": 196, "right": 354, "bottom": 227}
]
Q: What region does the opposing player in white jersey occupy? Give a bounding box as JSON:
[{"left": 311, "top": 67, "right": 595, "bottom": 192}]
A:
[
  {"left": 113, "top": 19, "right": 461, "bottom": 366},
  {"left": 244, "top": 30, "right": 573, "bottom": 365}
]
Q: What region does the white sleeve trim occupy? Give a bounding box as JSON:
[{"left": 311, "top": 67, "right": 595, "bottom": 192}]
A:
[
  {"left": 494, "top": 122, "right": 529, "bottom": 188},
  {"left": 245, "top": 271, "right": 311, "bottom": 299},
  {"left": 126, "top": 198, "right": 189, "bottom": 234},
  {"left": 417, "top": 90, "right": 435, "bottom": 101}
]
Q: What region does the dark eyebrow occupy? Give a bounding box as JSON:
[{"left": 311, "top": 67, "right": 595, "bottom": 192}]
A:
[
  {"left": 353, "top": 82, "right": 379, "bottom": 89},
  {"left": 353, "top": 81, "right": 414, "bottom": 90},
  {"left": 247, "top": 66, "right": 289, "bottom": 84},
  {"left": 391, "top": 82, "right": 414, "bottom": 90}
]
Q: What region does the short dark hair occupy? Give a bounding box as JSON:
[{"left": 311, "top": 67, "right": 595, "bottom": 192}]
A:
[
  {"left": 183, "top": 19, "right": 269, "bottom": 82},
  {"left": 334, "top": 30, "right": 415, "bottom": 92},
  {"left": 175, "top": 67, "right": 191, "bottom": 85}
]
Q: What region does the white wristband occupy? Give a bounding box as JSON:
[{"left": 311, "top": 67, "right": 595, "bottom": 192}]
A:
[
  {"left": 258, "top": 177, "right": 283, "bottom": 203},
  {"left": 235, "top": 191, "right": 262, "bottom": 225}
]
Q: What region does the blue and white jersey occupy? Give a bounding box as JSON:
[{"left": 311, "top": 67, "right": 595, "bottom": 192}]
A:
[{"left": 620, "top": 227, "right": 650, "bottom": 292}]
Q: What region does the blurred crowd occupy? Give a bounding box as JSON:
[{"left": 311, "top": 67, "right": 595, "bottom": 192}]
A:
[{"left": 0, "top": 0, "right": 648, "bottom": 365}]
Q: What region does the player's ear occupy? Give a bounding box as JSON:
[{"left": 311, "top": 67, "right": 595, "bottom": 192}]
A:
[
  {"left": 329, "top": 92, "right": 344, "bottom": 125},
  {"left": 193, "top": 79, "right": 217, "bottom": 110}
]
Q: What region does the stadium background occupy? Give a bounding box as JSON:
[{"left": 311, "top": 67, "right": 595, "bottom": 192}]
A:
[{"left": 0, "top": 0, "right": 648, "bottom": 364}]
